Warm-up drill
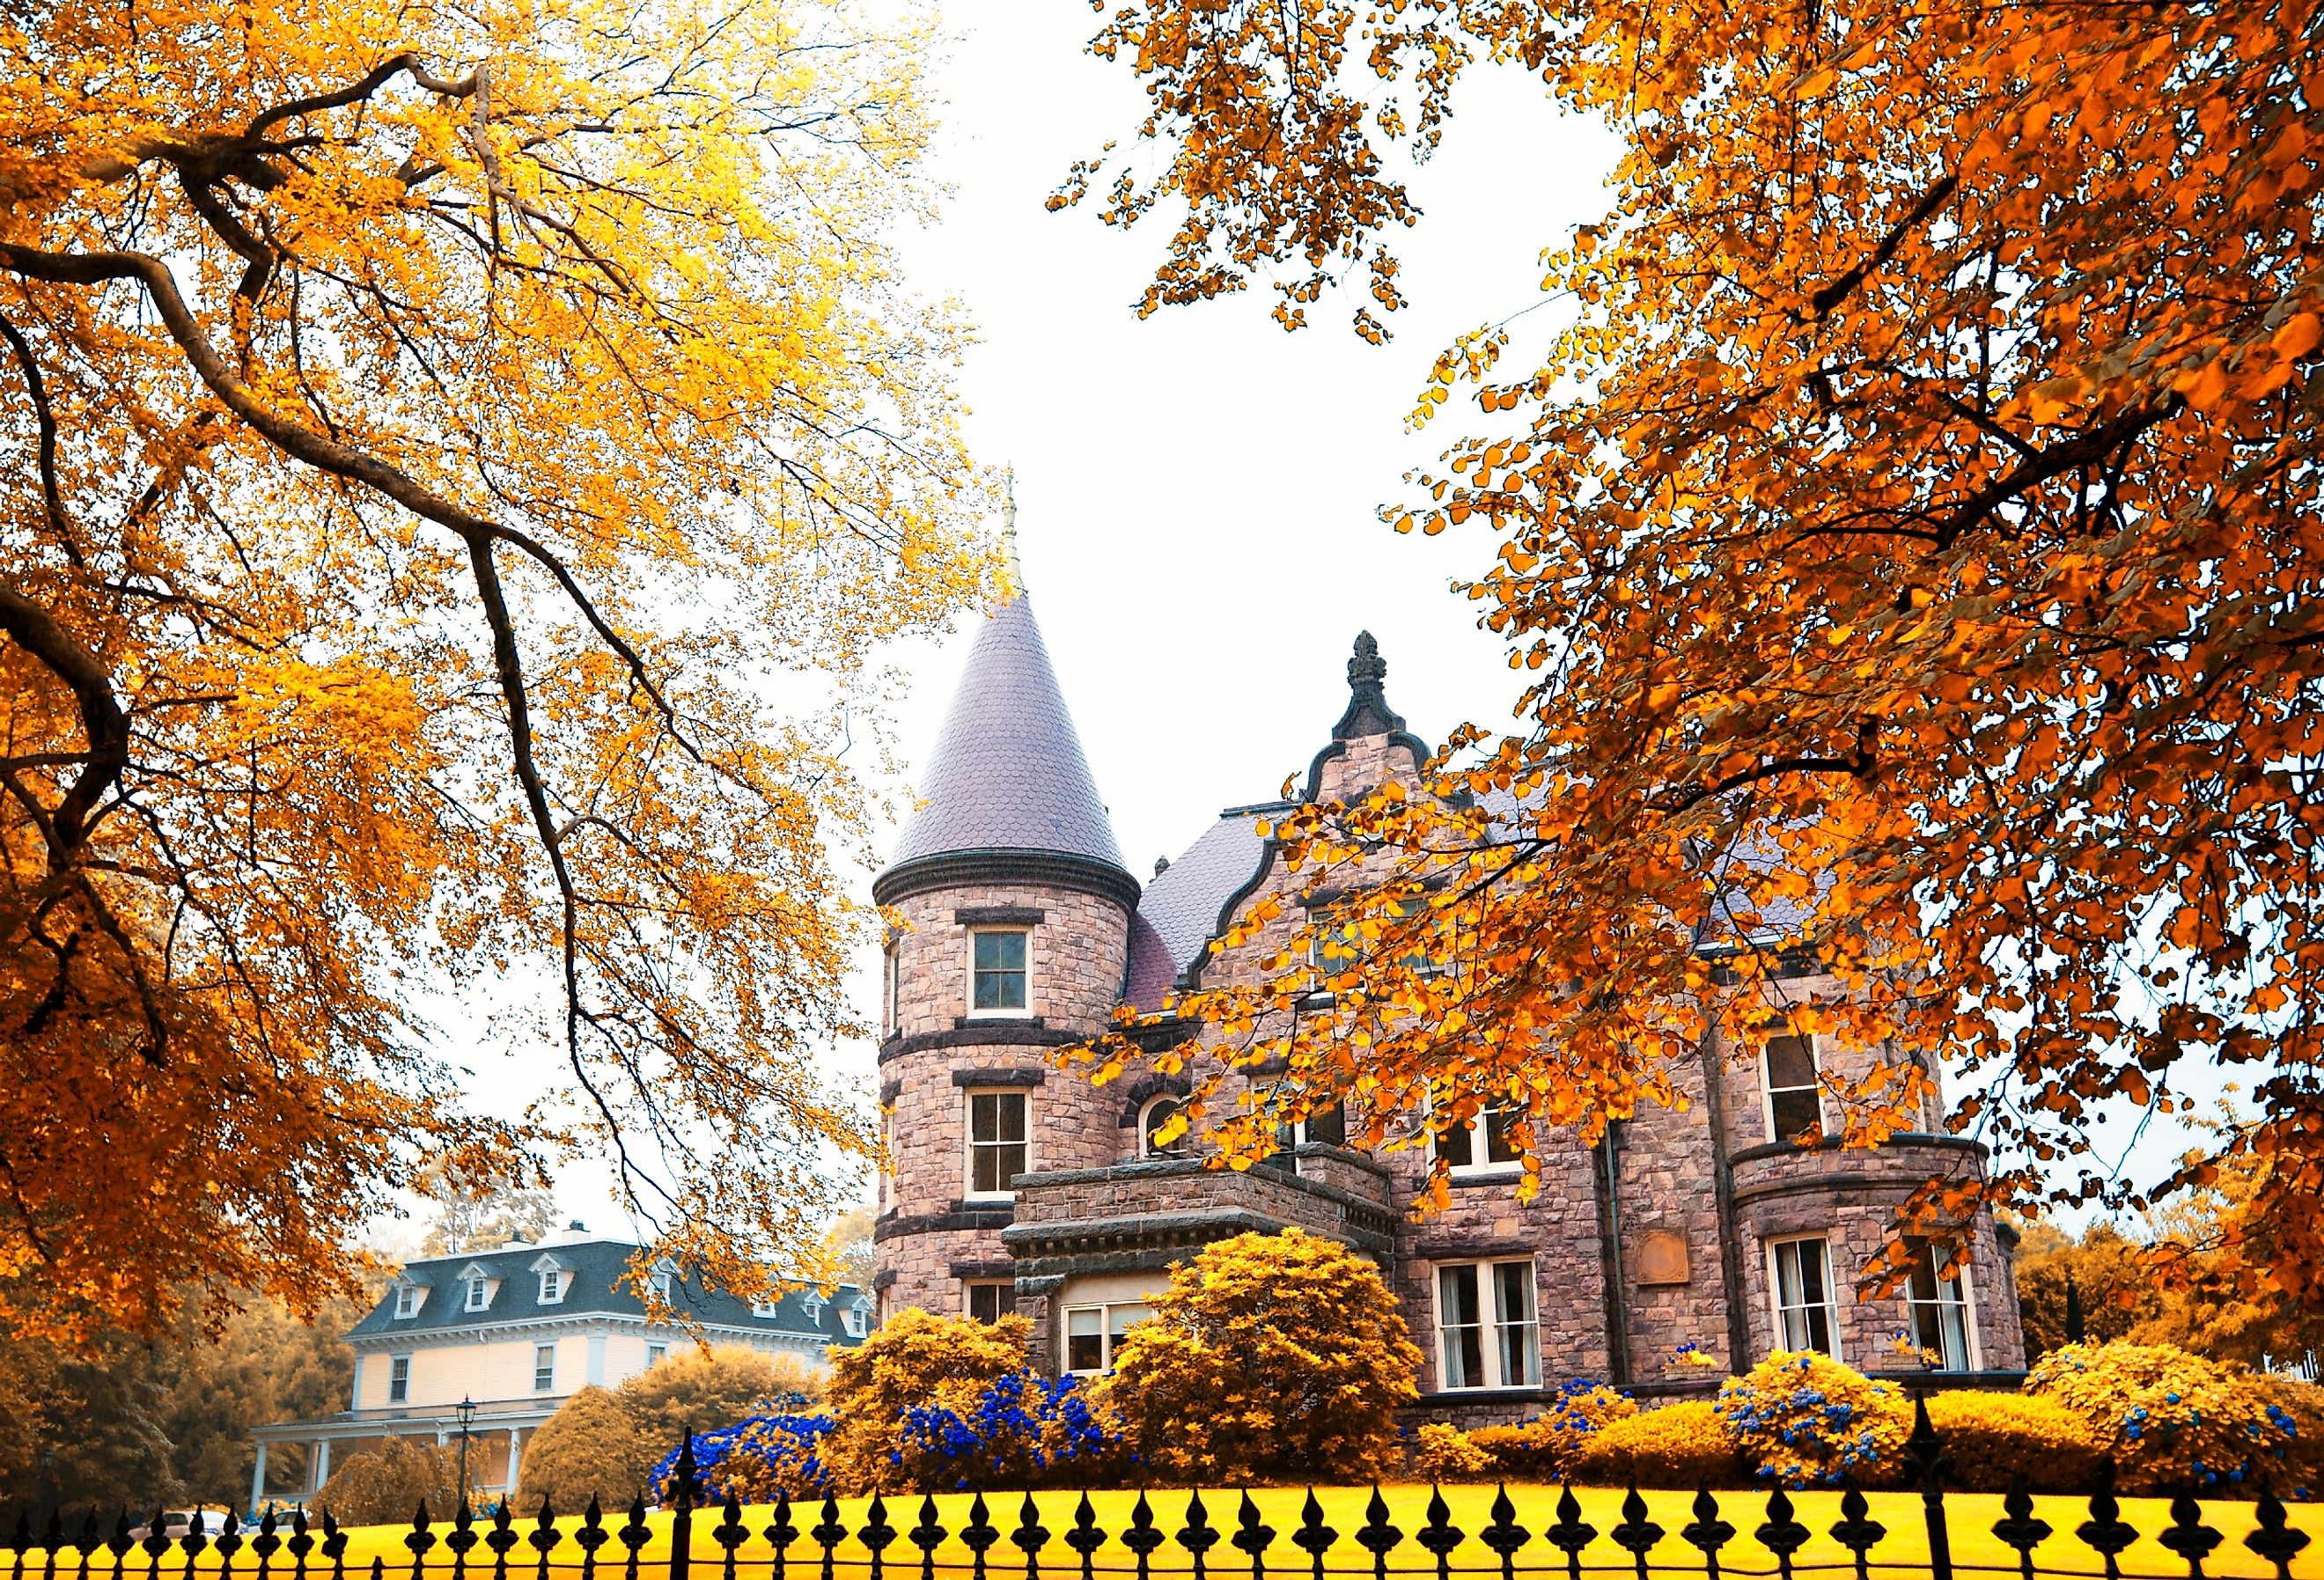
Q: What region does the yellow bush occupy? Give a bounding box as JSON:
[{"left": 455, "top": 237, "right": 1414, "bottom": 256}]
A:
[
  {"left": 1462, "top": 1384, "right": 1640, "bottom": 1479},
  {"left": 1570, "top": 1400, "right": 1749, "bottom": 1488},
  {"left": 1922, "top": 1392, "right": 2104, "bottom": 1493},
  {"left": 1102, "top": 1228, "right": 1423, "bottom": 1483},
  {"left": 819, "top": 1308, "right": 1033, "bottom": 1493},
  {"left": 1716, "top": 1352, "right": 1910, "bottom": 1488},
  {"left": 2026, "top": 1341, "right": 2297, "bottom": 1494},
  {"left": 1464, "top": 1424, "right": 1545, "bottom": 1477},
  {"left": 1410, "top": 1422, "right": 1496, "bottom": 1481}
]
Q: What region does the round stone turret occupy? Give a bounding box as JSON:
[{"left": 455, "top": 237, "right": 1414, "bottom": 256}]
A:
[{"left": 871, "top": 579, "right": 1138, "bottom": 1324}]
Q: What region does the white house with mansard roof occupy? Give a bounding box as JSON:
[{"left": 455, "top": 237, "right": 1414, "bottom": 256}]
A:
[{"left": 247, "top": 1225, "right": 869, "bottom": 1510}]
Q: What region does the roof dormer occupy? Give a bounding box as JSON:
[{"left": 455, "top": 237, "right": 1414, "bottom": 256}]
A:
[
  {"left": 528, "top": 1251, "right": 574, "bottom": 1305},
  {"left": 390, "top": 1274, "right": 430, "bottom": 1320},
  {"left": 454, "top": 1260, "right": 501, "bottom": 1314}
]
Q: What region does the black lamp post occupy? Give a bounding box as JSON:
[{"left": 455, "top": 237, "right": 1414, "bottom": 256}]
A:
[{"left": 455, "top": 1395, "right": 477, "bottom": 1503}]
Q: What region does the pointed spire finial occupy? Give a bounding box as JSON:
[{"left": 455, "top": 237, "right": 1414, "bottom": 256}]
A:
[
  {"left": 998, "top": 468, "right": 1025, "bottom": 602},
  {"left": 1332, "top": 629, "right": 1406, "bottom": 741}
]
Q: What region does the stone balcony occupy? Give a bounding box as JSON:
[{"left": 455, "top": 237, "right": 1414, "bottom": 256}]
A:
[{"left": 999, "top": 1146, "right": 1399, "bottom": 1281}]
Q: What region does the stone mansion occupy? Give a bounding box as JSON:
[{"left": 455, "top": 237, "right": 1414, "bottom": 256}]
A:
[{"left": 870, "top": 579, "right": 2025, "bottom": 1419}]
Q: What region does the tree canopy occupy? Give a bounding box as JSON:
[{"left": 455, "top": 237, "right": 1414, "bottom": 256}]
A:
[
  {"left": 0, "top": 0, "right": 984, "bottom": 1339},
  {"left": 1064, "top": 0, "right": 2324, "bottom": 1297}
]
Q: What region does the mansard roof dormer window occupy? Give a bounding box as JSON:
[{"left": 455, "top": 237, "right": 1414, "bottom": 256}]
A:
[
  {"left": 529, "top": 1251, "right": 573, "bottom": 1305},
  {"left": 455, "top": 1261, "right": 500, "bottom": 1314},
  {"left": 800, "top": 1290, "right": 828, "bottom": 1326},
  {"left": 390, "top": 1275, "right": 430, "bottom": 1319},
  {"left": 841, "top": 1291, "right": 872, "bottom": 1339}
]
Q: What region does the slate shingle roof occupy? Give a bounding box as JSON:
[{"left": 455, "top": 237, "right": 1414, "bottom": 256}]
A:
[
  {"left": 346, "top": 1238, "right": 864, "bottom": 1344},
  {"left": 884, "top": 594, "right": 1129, "bottom": 878},
  {"left": 1136, "top": 809, "right": 1281, "bottom": 977}
]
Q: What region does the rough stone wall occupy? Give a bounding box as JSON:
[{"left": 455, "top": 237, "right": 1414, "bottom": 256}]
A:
[
  {"left": 1730, "top": 1138, "right": 2024, "bottom": 1371},
  {"left": 1390, "top": 1142, "right": 1612, "bottom": 1389},
  {"left": 873, "top": 878, "right": 1130, "bottom": 1320},
  {"left": 1608, "top": 1049, "right": 1739, "bottom": 1384}
]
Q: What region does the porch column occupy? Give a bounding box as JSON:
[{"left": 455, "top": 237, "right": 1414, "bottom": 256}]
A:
[
  {"left": 505, "top": 1427, "right": 523, "bottom": 1493},
  {"left": 249, "top": 1443, "right": 268, "bottom": 1514},
  {"left": 312, "top": 1437, "right": 331, "bottom": 1495}
]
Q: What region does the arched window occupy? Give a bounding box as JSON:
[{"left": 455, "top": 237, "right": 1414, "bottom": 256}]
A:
[{"left": 1139, "top": 1095, "right": 1188, "bottom": 1158}]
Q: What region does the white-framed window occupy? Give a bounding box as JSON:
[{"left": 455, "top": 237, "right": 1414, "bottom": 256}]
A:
[
  {"left": 464, "top": 1276, "right": 491, "bottom": 1312},
  {"left": 1138, "top": 1095, "right": 1188, "bottom": 1158},
  {"left": 1905, "top": 1239, "right": 1976, "bottom": 1371},
  {"left": 646, "top": 1343, "right": 667, "bottom": 1368},
  {"left": 964, "top": 1280, "right": 1013, "bottom": 1324},
  {"left": 1063, "top": 1302, "right": 1151, "bottom": 1375},
  {"left": 966, "top": 1088, "right": 1028, "bottom": 1197},
  {"left": 533, "top": 1342, "right": 557, "bottom": 1392},
  {"left": 392, "top": 1283, "right": 423, "bottom": 1319},
  {"left": 1761, "top": 1033, "right": 1826, "bottom": 1145},
  {"left": 751, "top": 1296, "right": 783, "bottom": 1318},
  {"left": 1434, "top": 1260, "right": 1540, "bottom": 1390},
  {"left": 1438, "top": 1106, "right": 1522, "bottom": 1173},
  {"left": 842, "top": 1304, "right": 868, "bottom": 1339},
  {"left": 387, "top": 1354, "right": 412, "bottom": 1404},
  {"left": 648, "top": 1268, "right": 673, "bottom": 1302},
  {"left": 537, "top": 1269, "right": 566, "bottom": 1304},
  {"left": 1769, "top": 1236, "right": 1839, "bottom": 1354},
  {"left": 967, "top": 928, "right": 1029, "bottom": 1016}
]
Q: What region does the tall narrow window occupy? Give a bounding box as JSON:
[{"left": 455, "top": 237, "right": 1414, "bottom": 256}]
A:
[
  {"left": 965, "top": 1281, "right": 1012, "bottom": 1324},
  {"left": 537, "top": 1268, "right": 566, "bottom": 1304},
  {"left": 967, "top": 1089, "right": 1028, "bottom": 1196},
  {"left": 1905, "top": 1240, "right": 1975, "bottom": 1371},
  {"left": 465, "top": 1275, "right": 490, "bottom": 1312},
  {"left": 533, "top": 1342, "right": 556, "bottom": 1392},
  {"left": 879, "top": 1107, "right": 896, "bottom": 1212},
  {"left": 1434, "top": 1260, "right": 1540, "bottom": 1390},
  {"left": 969, "top": 929, "right": 1028, "bottom": 1015},
  {"left": 388, "top": 1354, "right": 411, "bottom": 1404},
  {"left": 882, "top": 944, "right": 901, "bottom": 1036},
  {"left": 1438, "top": 1106, "right": 1521, "bottom": 1172},
  {"left": 1763, "top": 1034, "right": 1825, "bottom": 1145},
  {"left": 1769, "top": 1237, "right": 1838, "bottom": 1354}
]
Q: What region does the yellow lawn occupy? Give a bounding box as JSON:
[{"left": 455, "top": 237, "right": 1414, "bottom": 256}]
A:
[{"left": 309, "top": 1486, "right": 2320, "bottom": 1580}]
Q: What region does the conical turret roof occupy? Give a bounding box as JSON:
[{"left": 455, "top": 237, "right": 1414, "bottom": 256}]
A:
[{"left": 874, "top": 591, "right": 1133, "bottom": 906}]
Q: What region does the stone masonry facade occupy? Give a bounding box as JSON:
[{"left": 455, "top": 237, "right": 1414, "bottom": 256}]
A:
[{"left": 871, "top": 597, "right": 2026, "bottom": 1424}]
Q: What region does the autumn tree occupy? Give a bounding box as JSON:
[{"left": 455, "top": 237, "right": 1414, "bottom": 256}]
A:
[
  {"left": 313, "top": 1437, "right": 470, "bottom": 1528},
  {"left": 0, "top": 1282, "right": 370, "bottom": 1509},
  {"left": 1062, "top": 0, "right": 2324, "bottom": 1296},
  {"left": 416, "top": 1163, "right": 561, "bottom": 1258},
  {"left": 0, "top": 0, "right": 986, "bottom": 1340},
  {"left": 516, "top": 1387, "right": 652, "bottom": 1516},
  {"left": 612, "top": 1345, "right": 819, "bottom": 1448}
]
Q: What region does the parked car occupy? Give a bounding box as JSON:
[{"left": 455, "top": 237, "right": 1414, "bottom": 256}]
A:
[{"left": 126, "top": 1511, "right": 239, "bottom": 1542}]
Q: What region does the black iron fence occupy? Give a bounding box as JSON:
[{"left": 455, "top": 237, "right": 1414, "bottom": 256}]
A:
[{"left": 4, "top": 1416, "right": 2312, "bottom": 1580}]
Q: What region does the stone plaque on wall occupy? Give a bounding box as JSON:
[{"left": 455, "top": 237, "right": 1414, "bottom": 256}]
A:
[{"left": 1635, "top": 1227, "right": 1692, "bottom": 1285}]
